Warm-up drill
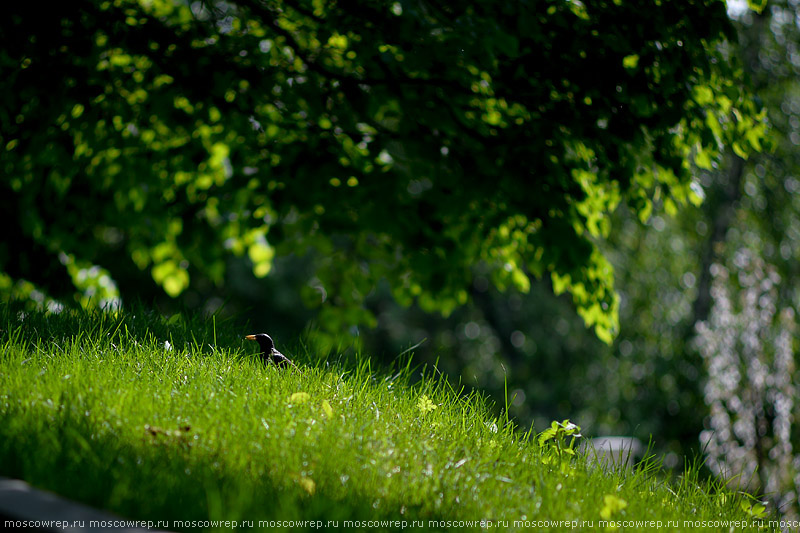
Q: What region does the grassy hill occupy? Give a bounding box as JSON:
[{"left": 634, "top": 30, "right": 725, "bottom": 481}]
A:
[{"left": 0, "top": 304, "right": 774, "bottom": 531}]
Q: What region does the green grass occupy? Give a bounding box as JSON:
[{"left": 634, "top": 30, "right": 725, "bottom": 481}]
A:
[{"left": 0, "top": 303, "right": 775, "bottom": 531}]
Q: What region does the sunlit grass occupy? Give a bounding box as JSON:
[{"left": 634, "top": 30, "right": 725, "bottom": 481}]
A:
[{"left": 0, "top": 304, "right": 775, "bottom": 531}]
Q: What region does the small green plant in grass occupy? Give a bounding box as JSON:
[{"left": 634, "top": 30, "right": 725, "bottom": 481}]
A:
[
  {"left": 416, "top": 394, "right": 437, "bottom": 415},
  {"left": 741, "top": 498, "right": 768, "bottom": 520},
  {"left": 599, "top": 494, "right": 628, "bottom": 529},
  {"left": 538, "top": 419, "right": 582, "bottom": 471}
]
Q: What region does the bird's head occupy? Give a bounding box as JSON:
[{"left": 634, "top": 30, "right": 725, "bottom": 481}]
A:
[{"left": 245, "top": 333, "right": 275, "bottom": 352}]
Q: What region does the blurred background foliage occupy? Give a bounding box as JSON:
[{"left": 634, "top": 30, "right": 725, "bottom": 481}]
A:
[
  {"left": 3, "top": 0, "right": 800, "bottom": 517},
  {"left": 1, "top": 0, "right": 763, "bottom": 341}
]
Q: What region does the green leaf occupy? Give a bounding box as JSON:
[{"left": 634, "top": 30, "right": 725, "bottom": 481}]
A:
[
  {"left": 732, "top": 141, "right": 749, "bottom": 160},
  {"left": 694, "top": 147, "right": 713, "bottom": 170},
  {"left": 747, "top": 0, "right": 767, "bottom": 14},
  {"left": 622, "top": 54, "right": 639, "bottom": 69}
]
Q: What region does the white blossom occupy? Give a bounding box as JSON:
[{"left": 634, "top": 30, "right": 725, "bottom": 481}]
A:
[{"left": 696, "top": 249, "right": 797, "bottom": 520}]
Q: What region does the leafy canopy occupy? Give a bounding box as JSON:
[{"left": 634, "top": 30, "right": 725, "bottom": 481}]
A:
[{"left": 0, "top": 0, "right": 765, "bottom": 342}]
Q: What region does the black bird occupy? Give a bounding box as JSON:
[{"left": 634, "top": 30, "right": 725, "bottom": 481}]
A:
[{"left": 245, "top": 333, "right": 298, "bottom": 370}]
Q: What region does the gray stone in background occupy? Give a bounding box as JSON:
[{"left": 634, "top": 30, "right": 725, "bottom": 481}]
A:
[
  {"left": 0, "top": 477, "right": 171, "bottom": 532},
  {"left": 582, "top": 436, "right": 644, "bottom": 470}
]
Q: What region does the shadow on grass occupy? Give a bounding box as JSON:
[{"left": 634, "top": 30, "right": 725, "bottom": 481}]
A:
[
  {"left": 0, "top": 402, "right": 442, "bottom": 532},
  {"left": 1, "top": 300, "right": 258, "bottom": 362}
]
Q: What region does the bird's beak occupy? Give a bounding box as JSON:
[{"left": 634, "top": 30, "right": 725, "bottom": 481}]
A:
[{"left": 244, "top": 335, "right": 257, "bottom": 341}]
